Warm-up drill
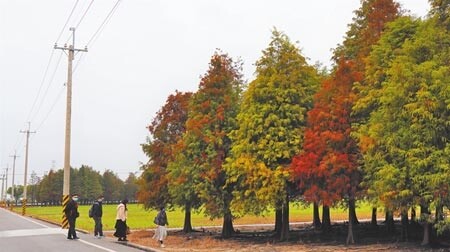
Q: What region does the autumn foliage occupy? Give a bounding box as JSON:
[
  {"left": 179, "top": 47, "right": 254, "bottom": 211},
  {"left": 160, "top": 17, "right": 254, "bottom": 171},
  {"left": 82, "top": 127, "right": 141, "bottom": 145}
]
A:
[
  {"left": 291, "top": 60, "right": 361, "bottom": 207},
  {"left": 138, "top": 0, "right": 450, "bottom": 246}
]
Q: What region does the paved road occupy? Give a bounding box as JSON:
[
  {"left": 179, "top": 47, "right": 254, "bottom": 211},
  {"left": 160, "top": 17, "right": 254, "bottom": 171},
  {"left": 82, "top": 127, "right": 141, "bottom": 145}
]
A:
[{"left": 0, "top": 207, "right": 151, "bottom": 252}]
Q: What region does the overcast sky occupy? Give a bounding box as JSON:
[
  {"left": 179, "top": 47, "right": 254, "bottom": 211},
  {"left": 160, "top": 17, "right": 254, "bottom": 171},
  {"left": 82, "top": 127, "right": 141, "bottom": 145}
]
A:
[{"left": 0, "top": 0, "right": 429, "bottom": 185}]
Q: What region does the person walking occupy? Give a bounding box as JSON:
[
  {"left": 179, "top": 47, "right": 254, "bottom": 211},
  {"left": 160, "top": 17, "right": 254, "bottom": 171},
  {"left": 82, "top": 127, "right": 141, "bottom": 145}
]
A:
[
  {"left": 153, "top": 207, "right": 169, "bottom": 248},
  {"left": 92, "top": 195, "right": 104, "bottom": 238},
  {"left": 64, "top": 193, "right": 80, "bottom": 240},
  {"left": 113, "top": 199, "right": 128, "bottom": 241}
]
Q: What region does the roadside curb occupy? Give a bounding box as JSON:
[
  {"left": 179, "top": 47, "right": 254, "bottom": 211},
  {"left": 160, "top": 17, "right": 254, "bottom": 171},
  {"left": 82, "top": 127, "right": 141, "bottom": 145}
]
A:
[{"left": 115, "top": 240, "right": 163, "bottom": 252}]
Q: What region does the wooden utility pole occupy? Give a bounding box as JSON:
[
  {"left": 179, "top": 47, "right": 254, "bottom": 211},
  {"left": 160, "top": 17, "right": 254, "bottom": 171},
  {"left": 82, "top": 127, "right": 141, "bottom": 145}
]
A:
[
  {"left": 10, "top": 151, "right": 19, "bottom": 207},
  {"left": 4, "top": 165, "right": 8, "bottom": 201},
  {"left": 20, "top": 122, "right": 35, "bottom": 215},
  {"left": 0, "top": 173, "right": 4, "bottom": 203},
  {"left": 54, "top": 27, "right": 87, "bottom": 228}
]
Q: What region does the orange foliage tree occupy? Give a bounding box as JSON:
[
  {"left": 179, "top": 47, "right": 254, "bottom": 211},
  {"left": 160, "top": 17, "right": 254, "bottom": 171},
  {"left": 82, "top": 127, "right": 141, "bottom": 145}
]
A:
[{"left": 137, "top": 91, "right": 192, "bottom": 230}]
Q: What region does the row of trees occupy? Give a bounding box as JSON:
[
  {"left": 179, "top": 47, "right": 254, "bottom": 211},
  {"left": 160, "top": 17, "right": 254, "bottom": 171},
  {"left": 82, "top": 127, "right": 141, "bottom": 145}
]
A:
[
  {"left": 138, "top": 0, "right": 449, "bottom": 245},
  {"left": 7, "top": 165, "right": 138, "bottom": 203}
]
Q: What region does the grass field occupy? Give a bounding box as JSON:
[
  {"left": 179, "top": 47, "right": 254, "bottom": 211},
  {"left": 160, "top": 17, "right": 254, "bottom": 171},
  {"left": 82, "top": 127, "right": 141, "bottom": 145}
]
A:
[{"left": 11, "top": 202, "right": 374, "bottom": 232}]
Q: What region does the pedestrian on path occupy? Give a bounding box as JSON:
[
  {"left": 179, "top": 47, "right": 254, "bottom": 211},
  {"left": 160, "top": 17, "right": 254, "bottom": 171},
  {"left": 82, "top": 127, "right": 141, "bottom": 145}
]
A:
[
  {"left": 113, "top": 199, "right": 128, "bottom": 241},
  {"left": 153, "top": 206, "right": 169, "bottom": 248},
  {"left": 92, "top": 195, "right": 104, "bottom": 238},
  {"left": 64, "top": 193, "right": 80, "bottom": 240}
]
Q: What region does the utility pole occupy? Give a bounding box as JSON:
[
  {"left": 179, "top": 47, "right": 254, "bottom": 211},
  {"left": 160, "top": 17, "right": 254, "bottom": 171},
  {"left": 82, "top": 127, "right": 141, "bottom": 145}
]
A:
[
  {"left": 10, "top": 151, "right": 19, "bottom": 207},
  {"left": 54, "top": 27, "right": 87, "bottom": 228},
  {"left": 5, "top": 164, "right": 8, "bottom": 201},
  {"left": 20, "top": 122, "right": 36, "bottom": 215},
  {"left": 0, "top": 173, "right": 4, "bottom": 203}
]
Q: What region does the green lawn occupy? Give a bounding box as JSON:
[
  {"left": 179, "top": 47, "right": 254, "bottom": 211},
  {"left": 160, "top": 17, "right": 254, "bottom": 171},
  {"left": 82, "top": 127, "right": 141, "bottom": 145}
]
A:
[{"left": 12, "top": 202, "right": 374, "bottom": 232}]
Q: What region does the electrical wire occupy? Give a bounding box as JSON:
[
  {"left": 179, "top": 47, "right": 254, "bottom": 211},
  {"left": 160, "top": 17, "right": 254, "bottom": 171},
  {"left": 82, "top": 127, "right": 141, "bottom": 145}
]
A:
[
  {"left": 9, "top": 1, "right": 82, "bottom": 160},
  {"left": 30, "top": 51, "right": 64, "bottom": 124},
  {"left": 72, "top": 0, "right": 122, "bottom": 73},
  {"left": 12, "top": 127, "right": 26, "bottom": 156},
  {"left": 65, "top": 0, "right": 95, "bottom": 45},
  {"left": 24, "top": 49, "right": 56, "bottom": 123},
  {"left": 86, "top": 0, "right": 122, "bottom": 47},
  {"left": 55, "top": 0, "right": 80, "bottom": 44},
  {"left": 75, "top": 0, "right": 94, "bottom": 29},
  {"left": 34, "top": 85, "right": 66, "bottom": 133},
  {"left": 73, "top": 52, "right": 86, "bottom": 73},
  {"left": 8, "top": 0, "right": 123, "bottom": 165}
]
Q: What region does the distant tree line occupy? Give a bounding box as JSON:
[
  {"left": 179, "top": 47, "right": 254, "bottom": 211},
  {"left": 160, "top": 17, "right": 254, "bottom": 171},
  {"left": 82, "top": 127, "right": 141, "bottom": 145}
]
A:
[{"left": 7, "top": 165, "right": 138, "bottom": 204}]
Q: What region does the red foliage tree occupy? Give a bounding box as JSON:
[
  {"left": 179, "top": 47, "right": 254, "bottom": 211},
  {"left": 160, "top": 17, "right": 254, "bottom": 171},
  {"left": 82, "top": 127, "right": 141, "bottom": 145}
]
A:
[{"left": 291, "top": 59, "right": 362, "bottom": 242}]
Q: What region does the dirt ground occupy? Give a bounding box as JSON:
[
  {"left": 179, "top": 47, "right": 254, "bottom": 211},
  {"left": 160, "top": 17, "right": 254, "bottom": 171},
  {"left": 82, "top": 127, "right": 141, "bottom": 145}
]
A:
[{"left": 121, "top": 222, "right": 450, "bottom": 252}]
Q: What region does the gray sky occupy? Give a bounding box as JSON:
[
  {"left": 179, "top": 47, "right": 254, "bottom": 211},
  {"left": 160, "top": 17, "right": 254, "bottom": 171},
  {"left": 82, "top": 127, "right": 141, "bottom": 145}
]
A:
[{"left": 1, "top": 0, "right": 429, "bottom": 185}]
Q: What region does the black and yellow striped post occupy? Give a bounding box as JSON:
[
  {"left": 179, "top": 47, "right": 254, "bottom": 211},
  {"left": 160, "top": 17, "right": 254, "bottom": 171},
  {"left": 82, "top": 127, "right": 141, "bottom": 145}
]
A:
[
  {"left": 21, "top": 199, "right": 26, "bottom": 215},
  {"left": 62, "top": 195, "right": 70, "bottom": 228}
]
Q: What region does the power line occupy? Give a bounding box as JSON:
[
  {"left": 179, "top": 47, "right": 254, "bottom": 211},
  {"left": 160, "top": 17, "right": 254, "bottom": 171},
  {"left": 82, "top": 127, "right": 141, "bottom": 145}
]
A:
[
  {"left": 65, "top": 0, "right": 95, "bottom": 45},
  {"left": 71, "top": 0, "right": 122, "bottom": 73},
  {"left": 75, "top": 0, "right": 94, "bottom": 29},
  {"left": 55, "top": 0, "right": 80, "bottom": 44},
  {"left": 86, "top": 0, "right": 122, "bottom": 47},
  {"left": 73, "top": 52, "right": 86, "bottom": 73},
  {"left": 30, "top": 50, "right": 64, "bottom": 124},
  {"left": 25, "top": 49, "right": 56, "bottom": 123},
  {"left": 11, "top": 1, "right": 83, "bottom": 159},
  {"left": 34, "top": 85, "right": 66, "bottom": 133}
]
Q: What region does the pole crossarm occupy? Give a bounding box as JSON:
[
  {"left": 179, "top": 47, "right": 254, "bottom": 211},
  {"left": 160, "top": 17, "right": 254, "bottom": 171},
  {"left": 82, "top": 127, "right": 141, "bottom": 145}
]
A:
[{"left": 54, "top": 45, "right": 88, "bottom": 52}]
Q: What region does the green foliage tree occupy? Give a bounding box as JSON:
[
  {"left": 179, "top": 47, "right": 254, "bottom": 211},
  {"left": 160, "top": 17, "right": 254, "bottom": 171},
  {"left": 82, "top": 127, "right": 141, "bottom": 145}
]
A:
[
  {"left": 29, "top": 171, "right": 40, "bottom": 203},
  {"left": 9, "top": 185, "right": 23, "bottom": 203},
  {"left": 38, "top": 169, "right": 63, "bottom": 204},
  {"left": 227, "top": 29, "right": 319, "bottom": 241},
  {"left": 363, "top": 15, "right": 450, "bottom": 244},
  {"left": 76, "top": 165, "right": 103, "bottom": 202},
  {"left": 123, "top": 172, "right": 139, "bottom": 201},
  {"left": 102, "top": 169, "right": 124, "bottom": 201},
  {"left": 353, "top": 16, "right": 421, "bottom": 237}
]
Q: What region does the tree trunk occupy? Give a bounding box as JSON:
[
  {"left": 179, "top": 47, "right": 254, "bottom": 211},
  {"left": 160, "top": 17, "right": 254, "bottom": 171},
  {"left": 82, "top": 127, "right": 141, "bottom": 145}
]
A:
[
  {"left": 346, "top": 199, "right": 355, "bottom": 245},
  {"left": 421, "top": 205, "right": 430, "bottom": 246},
  {"left": 221, "top": 210, "right": 234, "bottom": 238},
  {"left": 349, "top": 199, "right": 359, "bottom": 225},
  {"left": 371, "top": 207, "right": 377, "bottom": 227},
  {"left": 182, "top": 202, "right": 193, "bottom": 233},
  {"left": 313, "top": 202, "right": 321, "bottom": 229},
  {"left": 274, "top": 207, "right": 282, "bottom": 237},
  {"left": 280, "top": 194, "right": 290, "bottom": 241},
  {"left": 410, "top": 207, "right": 416, "bottom": 224},
  {"left": 401, "top": 208, "right": 409, "bottom": 241},
  {"left": 435, "top": 205, "right": 444, "bottom": 222},
  {"left": 385, "top": 210, "right": 395, "bottom": 234},
  {"left": 421, "top": 222, "right": 430, "bottom": 246},
  {"left": 322, "top": 205, "right": 331, "bottom": 232}
]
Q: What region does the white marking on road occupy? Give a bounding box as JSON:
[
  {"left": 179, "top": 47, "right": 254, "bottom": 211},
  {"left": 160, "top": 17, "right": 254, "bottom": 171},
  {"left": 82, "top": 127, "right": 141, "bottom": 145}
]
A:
[
  {"left": 0, "top": 207, "right": 51, "bottom": 228},
  {"left": 1, "top": 208, "right": 118, "bottom": 252},
  {"left": 0, "top": 228, "right": 64, "bottom": 238},
  {"left": 78, "top": 239, "right": 118, "bottom": 252},
  {"left": 16, "top": 214, "right": 52, "bottom": 228}
]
